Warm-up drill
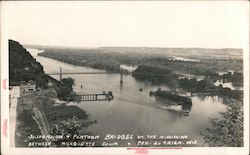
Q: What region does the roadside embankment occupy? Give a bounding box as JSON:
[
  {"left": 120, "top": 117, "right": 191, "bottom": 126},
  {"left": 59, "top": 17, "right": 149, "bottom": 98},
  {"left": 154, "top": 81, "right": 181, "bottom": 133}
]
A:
[{"left": 15, "top": 87, "right": 94, "bottom": 147}]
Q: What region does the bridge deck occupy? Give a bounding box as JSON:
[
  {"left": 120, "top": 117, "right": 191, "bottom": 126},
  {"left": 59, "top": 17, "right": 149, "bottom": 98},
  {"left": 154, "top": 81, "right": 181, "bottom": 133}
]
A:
[
  {"left": 67, "top": 92, "right": 114, "bottom": 102},
  {"left": 48, "top": 72, "right": 118, "bottom": 75}
]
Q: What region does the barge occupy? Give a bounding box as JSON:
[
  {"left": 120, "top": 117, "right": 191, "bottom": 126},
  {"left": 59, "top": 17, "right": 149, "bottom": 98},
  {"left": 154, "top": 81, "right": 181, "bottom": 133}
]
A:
[{"left": 150, "top": 89, "right": 192, "bottom": 113}]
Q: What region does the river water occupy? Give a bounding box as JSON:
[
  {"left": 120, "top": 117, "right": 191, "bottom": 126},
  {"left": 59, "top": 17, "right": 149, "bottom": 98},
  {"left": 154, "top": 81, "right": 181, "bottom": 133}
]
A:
[{"left": 28, "top": 48, "right": 227, "bottom": 146}]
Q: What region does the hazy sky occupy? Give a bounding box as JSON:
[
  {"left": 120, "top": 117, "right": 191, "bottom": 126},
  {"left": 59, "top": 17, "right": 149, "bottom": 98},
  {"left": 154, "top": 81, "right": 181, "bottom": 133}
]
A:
[{"left": 4, "top": 1, "right": 249, "bottom": 48}]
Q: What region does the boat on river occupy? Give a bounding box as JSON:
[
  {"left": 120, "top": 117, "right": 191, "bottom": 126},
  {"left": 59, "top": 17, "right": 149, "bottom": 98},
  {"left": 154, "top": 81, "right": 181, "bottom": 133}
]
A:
[{"left": 150, "top": 89, "right": 192, "bottom": 114}]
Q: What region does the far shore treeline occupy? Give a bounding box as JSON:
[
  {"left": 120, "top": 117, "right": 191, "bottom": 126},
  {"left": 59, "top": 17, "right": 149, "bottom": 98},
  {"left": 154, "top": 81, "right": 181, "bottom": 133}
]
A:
[{"left": 37, "top": 45, "right": 243, "bottom": 102}]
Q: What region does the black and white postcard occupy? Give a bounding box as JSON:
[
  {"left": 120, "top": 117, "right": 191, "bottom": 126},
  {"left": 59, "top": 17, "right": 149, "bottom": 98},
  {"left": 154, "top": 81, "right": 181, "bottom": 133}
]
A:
[{"left": 1, "top": 1, "right": 249, "bottom": 155}]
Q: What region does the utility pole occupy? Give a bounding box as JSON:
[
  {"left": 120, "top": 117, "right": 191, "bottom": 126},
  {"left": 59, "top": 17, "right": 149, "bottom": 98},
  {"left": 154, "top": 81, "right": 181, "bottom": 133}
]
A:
[
  {"left": 80, "top": 83, "right": 83, "bottom": 94},
  {"left": 59, "top": 67, "right": 62, "bottom": 81},
  {"left": 120, "top": 68, "right": 123, "bottom": 84}
]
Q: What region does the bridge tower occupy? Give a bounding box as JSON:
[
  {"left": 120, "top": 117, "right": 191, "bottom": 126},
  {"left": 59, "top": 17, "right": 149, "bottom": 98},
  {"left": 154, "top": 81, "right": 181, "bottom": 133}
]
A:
[
  {"left": 59, "top": 67, "right": 62, "bottom": 81},
  {"left": 120, "top": 68, "right": 123, "bottom": 84}
]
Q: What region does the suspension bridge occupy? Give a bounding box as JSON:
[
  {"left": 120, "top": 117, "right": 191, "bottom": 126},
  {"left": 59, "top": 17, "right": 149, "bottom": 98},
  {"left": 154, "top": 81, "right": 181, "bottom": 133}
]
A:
[
  {"left": 47, "top": 67, "right": 124, "bottom": 102},
  {"left": 47, "top": 67, "right": 124, "bottom": 84}
]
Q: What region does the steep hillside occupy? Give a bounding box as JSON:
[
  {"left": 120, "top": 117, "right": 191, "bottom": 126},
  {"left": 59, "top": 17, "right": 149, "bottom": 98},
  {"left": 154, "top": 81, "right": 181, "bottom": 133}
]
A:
[{"left": 9, "top": 40, "right": 49, "bottom": 87}]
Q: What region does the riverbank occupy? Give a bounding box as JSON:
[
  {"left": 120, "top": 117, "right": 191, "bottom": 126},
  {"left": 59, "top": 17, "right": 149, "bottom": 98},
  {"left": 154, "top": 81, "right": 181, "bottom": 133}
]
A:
[{"left": 15, "top": 87, "right": 94, "bottom": 147}]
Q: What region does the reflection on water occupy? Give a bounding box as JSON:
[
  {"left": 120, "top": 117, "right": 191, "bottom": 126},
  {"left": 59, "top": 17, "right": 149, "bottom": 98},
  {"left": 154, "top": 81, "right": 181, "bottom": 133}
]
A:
[{"left": 28, "top": 48, "right": 228, "bottom": 146}]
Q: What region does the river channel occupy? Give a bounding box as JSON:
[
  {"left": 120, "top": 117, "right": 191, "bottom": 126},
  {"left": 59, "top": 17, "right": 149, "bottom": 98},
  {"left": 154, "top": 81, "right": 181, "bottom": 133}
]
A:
[{"left": 28, "top": 48, "right": 227, "bottom": 146}]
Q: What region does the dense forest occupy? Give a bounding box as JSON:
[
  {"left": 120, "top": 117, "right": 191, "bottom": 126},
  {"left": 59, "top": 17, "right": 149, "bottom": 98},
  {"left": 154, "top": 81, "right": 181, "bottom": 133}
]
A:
[{"left": 9, "top": 40, "right": 49, "bottom": 88}]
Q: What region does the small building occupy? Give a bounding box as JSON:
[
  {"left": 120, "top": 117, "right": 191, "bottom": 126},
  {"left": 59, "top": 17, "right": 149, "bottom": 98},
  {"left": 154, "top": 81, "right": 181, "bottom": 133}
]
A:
[{"left": 20, "top": 80, "right": 36, "bottom": 92}]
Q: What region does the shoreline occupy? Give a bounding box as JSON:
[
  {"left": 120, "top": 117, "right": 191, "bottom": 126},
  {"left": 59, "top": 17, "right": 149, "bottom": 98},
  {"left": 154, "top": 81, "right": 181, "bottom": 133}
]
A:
[{"left": 14, "top": 85, "right": 93, "bottom": 147}]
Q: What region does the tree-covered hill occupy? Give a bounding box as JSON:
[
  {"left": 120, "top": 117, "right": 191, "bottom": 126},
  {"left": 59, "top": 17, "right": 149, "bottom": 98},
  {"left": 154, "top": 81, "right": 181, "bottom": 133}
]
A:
[{"left": 9, "top": 40, "right": 49, "bottom": 87}]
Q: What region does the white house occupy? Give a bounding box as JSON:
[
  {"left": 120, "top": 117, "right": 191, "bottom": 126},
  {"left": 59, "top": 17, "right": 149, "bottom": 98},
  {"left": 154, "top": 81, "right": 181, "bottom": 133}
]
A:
[{"left": 20, "top": 80, "right": 36, "bottom": 92}]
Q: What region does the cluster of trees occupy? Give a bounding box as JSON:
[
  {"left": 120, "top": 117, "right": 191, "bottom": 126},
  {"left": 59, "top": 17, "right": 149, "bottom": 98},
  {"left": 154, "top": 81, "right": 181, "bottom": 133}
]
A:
[
  {"left": 203, "top": 101, "right": 243, "bottom": 146},
  {"left": 133, "top": 65, "right": 243, "bottom": 102},
  {"left": 50, "top": 116, "right": 96, "bottom": 147},
  {"left": 9, "top": 40, "right": 49, "bottom": 88},
  {"left": 178, "top": 78, "right": 243, "bottom": 101},
  {"left": 41, "top": 98, "right": 94, "bottom": 147},
  {"left": 55, "top": 77, "right": 75, "bottom": 100},
  {"left": 218, "top": 72, "right": 243, "bottom": 87},
  {"left": 40, "top": 87, "right": 96, "bottom": 147},
  {"left": 132, "top": 65, "right": 179, "bottom": 87},
  {"left": 50, "top": 116, "right": 83, "bottom": 146},
  {"left": 217, "top": 87, "right": 243, "bottom": 102},
  {"left": 145, "top": 57, "right": 242, "bottom": 77},
  {"left": 178, "top": 78, "right": 216, "bottom": 92},
  {"left": 42, "top": 97, "right": 89, "bottom": 126},
  {"left": 132, "top": 65, "right": 219, "bottom": 92}
]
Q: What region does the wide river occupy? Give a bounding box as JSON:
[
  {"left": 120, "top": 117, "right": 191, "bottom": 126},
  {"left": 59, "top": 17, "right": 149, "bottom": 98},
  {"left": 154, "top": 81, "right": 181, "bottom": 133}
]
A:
[{"left": 28, "top": 48, "right": 227, "bottom": 147}]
